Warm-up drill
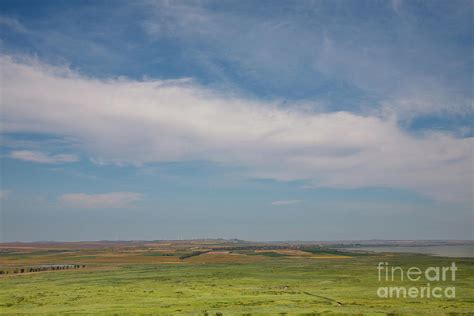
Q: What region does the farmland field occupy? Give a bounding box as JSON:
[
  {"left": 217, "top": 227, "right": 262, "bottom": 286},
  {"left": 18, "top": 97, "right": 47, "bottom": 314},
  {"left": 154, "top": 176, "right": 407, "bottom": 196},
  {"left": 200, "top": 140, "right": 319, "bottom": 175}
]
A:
[{"left": 0, "top": 240, "right": 473, "bottom": 314}]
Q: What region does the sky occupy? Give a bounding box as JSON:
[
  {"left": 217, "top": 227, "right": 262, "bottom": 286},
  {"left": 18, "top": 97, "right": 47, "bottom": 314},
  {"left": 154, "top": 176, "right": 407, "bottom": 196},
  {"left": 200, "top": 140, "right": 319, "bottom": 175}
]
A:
[{"left": 0, "top": 0, "right": 472, "bottom": 242}]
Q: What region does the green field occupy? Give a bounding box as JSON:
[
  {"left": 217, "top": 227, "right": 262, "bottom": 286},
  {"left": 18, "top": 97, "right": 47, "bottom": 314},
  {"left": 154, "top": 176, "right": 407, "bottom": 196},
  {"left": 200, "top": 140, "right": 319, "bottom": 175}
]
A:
[{"left": 0, "top": 241, "right": 473, "bottom": 314}]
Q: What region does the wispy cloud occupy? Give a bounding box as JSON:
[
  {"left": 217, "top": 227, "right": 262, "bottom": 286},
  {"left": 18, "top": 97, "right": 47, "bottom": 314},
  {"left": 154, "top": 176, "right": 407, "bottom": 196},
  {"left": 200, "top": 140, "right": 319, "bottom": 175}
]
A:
[
  {"left": 9, "top": 150, "right": 79, "bottom": 164},
  {"left": 58, "top": 192, "right": 143, "bottom": 209},
  {"left": 271, "top": 200, "right": 303, "bottom": 206},
  {"left": 0, "top": 190, "right": 10, "bottom": 200},
  {"left": 0, "top": 15, "right": 28, "bottom": 33},
  {"left": 1, "top": 56, "right": 472, "bottom": 204},
  {"left": 141, "top": 1, "right": 473, "bottom": 120}
]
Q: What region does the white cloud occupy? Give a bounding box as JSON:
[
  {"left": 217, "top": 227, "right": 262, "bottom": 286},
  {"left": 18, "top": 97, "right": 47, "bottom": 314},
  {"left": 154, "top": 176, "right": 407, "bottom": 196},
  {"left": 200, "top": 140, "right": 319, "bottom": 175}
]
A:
[
  {"left": 8, "top": 150, "right": 79, "bottom": 164},
  {"left": 1, "top": 55, "right": 472, "bottom": 204},
  {"left": 0, "top": 190, "right": 10, "bottom": 200},
  {"left": 271, "top": 200, "right": 303, "bottom": 206},
  {"left": 58, "top": 192, "right": 143, "bottom": 209}
]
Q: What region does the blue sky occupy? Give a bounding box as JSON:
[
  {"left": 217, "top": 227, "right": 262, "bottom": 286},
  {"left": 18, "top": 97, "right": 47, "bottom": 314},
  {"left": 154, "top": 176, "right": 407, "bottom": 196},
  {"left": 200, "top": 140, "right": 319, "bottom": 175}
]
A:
[{"left": 0, "top": 0, "right": 472, "bottom": 241}]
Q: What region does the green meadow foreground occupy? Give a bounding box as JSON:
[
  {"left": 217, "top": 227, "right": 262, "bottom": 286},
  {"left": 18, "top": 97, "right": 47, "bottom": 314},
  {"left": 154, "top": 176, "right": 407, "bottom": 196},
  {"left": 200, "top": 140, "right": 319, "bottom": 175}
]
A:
[{"left": 0, "top": 241, "right": 473, "bottom": 314}]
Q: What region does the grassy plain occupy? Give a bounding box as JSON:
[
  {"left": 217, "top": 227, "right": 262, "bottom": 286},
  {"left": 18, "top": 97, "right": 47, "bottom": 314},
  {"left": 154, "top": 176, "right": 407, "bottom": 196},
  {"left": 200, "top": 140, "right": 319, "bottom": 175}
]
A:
[{"left": 0, "top": 240, "right": 473, "bottom": 314}]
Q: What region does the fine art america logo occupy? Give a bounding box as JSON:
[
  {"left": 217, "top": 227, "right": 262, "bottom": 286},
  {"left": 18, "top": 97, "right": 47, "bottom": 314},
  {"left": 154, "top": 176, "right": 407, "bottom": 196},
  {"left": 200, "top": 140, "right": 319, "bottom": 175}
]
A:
[{"left": 377, "top": 262, "right": 457, "bottom": 299}]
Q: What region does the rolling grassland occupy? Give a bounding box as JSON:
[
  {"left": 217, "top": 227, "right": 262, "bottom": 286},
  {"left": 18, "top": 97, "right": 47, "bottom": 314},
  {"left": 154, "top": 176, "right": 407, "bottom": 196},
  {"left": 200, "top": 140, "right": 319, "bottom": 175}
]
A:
[{"left": 1, "top": 241, "right": 473, "bottom": 314}]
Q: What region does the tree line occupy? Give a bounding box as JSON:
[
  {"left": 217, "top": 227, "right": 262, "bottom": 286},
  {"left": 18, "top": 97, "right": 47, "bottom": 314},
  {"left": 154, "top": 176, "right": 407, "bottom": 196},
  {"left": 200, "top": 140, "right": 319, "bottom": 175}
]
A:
[{"left": 0, "top": 264, "right": 86, "bottom": 275}]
